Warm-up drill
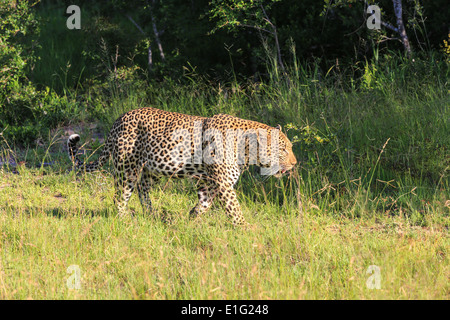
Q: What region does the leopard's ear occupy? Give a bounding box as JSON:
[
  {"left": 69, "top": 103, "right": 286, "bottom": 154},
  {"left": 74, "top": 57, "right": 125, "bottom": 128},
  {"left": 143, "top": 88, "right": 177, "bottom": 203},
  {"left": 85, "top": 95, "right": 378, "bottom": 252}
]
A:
[{"left": 276, "top": 124, "right": 282, "bottom": 131}]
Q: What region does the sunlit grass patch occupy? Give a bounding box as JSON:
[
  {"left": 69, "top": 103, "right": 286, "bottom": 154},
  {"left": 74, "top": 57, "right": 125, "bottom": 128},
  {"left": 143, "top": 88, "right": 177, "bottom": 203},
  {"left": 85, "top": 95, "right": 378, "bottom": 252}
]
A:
[{"left": 0, "top": 160, "right": 448, "bottom": 299}]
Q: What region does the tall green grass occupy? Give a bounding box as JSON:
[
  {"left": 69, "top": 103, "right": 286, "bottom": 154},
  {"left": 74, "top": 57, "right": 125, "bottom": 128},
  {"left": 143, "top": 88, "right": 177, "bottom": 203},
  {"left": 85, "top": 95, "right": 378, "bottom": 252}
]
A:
[{"left": 78, "top": 45, "right": 449, "bottom": 227}]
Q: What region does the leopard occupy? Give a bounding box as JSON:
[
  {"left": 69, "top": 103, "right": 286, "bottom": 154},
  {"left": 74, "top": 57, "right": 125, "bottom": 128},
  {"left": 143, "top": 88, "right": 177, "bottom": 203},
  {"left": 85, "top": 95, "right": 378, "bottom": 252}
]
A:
[{"left": 67, "top": 107, "right": 297, "bottom": 226}]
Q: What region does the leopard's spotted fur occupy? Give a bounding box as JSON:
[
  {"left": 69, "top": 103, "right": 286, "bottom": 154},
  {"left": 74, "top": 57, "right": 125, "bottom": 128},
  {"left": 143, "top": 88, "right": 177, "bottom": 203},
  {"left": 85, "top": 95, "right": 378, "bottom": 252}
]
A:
[{"left": 68, "top": 107, "right": 297, "bottom": 226}]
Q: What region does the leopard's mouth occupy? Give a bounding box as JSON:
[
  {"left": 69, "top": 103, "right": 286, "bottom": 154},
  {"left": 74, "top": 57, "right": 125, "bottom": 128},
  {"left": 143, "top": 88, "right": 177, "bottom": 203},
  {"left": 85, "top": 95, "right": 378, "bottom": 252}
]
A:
[{"left": 274, "top": 167, "right": 290, "bottom": 178}]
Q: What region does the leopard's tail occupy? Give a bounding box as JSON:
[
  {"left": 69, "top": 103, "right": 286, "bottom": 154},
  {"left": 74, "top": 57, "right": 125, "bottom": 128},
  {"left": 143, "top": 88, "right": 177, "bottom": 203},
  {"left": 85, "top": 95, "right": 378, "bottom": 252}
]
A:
[{"left": 67, "top": 134, "right": 112, "bottom": 172}]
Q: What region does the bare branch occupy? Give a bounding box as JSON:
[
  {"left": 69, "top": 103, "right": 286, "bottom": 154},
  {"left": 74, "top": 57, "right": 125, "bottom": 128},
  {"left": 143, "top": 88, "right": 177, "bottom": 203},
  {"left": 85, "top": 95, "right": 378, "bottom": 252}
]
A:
[
  {"left": 126, "top": 14, "right": 146, "bottom": 35},
  {"left": 378, "top": 36, "right": 401, "bottom": 44},
  {"left": 125, "top": 14, "right": 152, "bottom": 70},
  {"left": 259, "top": 3, "right": 285, "bottom": 73},
  {"left": 259, "top": 4, "right": 272, "bottom": 26},
  {"left": 236, "top": 23, "right": 274, "bottom": 35},
  {"left": 380, "top": 20, "right": 398, "bottom": 33}
]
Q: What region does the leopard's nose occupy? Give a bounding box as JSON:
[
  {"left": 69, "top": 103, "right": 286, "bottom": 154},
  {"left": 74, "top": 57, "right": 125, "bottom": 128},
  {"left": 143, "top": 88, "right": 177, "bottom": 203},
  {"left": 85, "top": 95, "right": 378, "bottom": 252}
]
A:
[{"left": 291, "top": 157, "right": 297, "bottom": 166}]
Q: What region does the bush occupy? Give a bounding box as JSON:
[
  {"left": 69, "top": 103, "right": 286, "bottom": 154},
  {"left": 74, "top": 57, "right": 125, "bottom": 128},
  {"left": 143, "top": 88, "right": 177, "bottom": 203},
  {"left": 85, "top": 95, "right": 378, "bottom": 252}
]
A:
[
  {"left": 0, "top": 1, "right": 41, "bottom": 144},
  {"left": 0, "top": 1, "right": 81, "bottom": 145}
]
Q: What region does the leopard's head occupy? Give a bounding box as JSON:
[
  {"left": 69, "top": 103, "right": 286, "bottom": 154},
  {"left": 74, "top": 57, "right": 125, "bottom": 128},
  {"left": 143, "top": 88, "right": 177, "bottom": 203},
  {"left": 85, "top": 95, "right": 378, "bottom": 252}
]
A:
[
  {"left": 260, "top": 125, "right": 297, "bottom": 177},
  {"left": 274, "top": 127, "right": 297, "bottom": 177}
]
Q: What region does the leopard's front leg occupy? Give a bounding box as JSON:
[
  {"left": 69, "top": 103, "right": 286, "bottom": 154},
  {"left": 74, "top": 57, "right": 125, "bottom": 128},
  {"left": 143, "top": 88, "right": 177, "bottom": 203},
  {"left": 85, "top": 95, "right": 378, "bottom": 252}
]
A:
[
  {"left": 216, "top": 182, "right": 247, "bottom": 226},
  {"left": 205, "top": 164, "right": 247, "bottom": 227}
]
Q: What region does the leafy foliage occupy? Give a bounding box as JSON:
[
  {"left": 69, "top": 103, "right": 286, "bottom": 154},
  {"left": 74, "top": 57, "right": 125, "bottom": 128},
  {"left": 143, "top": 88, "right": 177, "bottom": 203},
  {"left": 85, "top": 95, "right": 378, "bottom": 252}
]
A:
[
  {"left": 0, "top": 0, "right": 43, "bottom": 143},
  {"left": 208, "top": 0, "right": 280, "bottom": 32}
]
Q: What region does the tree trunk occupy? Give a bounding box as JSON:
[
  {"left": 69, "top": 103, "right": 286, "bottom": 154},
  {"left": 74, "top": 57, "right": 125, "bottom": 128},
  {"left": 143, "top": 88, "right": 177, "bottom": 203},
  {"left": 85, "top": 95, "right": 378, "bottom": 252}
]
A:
[
  {"left": 392, "top": 0, "right": 412, "bottom": 56},
  {"left": 149, "top": 0, "right": 165, "bottom": 62}
]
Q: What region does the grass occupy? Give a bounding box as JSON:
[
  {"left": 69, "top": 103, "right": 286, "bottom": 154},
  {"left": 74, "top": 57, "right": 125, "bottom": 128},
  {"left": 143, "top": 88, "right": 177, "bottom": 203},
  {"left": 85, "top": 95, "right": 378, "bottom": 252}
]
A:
[{"left": 0, "top": 163, "right": 448, "bottom": 299}]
